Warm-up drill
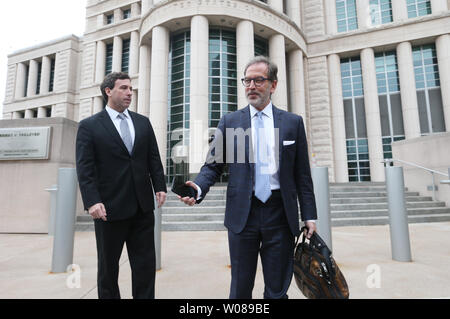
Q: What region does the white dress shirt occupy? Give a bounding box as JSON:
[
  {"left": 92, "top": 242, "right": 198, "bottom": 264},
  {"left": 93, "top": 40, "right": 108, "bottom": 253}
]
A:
[
  {"left": 105, "top": 106, "right": 136, "bottom": 146},
  {"left": 249, "top": 102, "right": 280, "bottom": 191}
]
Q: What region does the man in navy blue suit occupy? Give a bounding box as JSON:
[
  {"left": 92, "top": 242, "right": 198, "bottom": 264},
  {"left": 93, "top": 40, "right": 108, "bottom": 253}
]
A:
[{"left": 180, "top": 56, "right": 317, "bottom": 299}]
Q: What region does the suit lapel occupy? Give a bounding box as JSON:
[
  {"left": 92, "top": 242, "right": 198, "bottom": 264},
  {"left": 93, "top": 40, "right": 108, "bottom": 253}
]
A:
[
  {"left": 128, "top": 111, "right": 140, "bottom": 156},
  {"left": 240, "top": 106, "right": 253, "bottom": 166},
  {"left": 97, "top": 109, "right": 130, "bottom": 155}
]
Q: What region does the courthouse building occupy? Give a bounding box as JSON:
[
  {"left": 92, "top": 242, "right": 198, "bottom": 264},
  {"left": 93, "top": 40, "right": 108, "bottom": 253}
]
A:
[{"left": 3, "top": 0, "right": 450, "bottom": 184}]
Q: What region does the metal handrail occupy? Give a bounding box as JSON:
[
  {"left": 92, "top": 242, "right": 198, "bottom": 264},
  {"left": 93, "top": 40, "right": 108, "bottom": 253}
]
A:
[
  {"left": 382, "top": 159, "right": 448, "bottom": 177},
  {"left": 382, "top": 158, "right": 450, "bottom": 201}
]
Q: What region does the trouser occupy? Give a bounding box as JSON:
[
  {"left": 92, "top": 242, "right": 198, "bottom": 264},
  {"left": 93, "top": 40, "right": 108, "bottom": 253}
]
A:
[
  {"left": 94, "top": 208, "right": 156, "bottom": 299},
  {"left": 228, "top": 190, "right": 295, "bottom": 299}
]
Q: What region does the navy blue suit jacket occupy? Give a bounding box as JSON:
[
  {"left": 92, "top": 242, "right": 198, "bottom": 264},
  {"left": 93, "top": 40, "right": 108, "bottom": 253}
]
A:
[{"left": 194, "top": 105, "right": 317, "bottom": 236}]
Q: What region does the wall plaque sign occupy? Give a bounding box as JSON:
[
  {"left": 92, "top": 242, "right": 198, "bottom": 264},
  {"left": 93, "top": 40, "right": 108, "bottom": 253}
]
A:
[{"left": 0, "top": 127, "right": 51, "bottom": 160}]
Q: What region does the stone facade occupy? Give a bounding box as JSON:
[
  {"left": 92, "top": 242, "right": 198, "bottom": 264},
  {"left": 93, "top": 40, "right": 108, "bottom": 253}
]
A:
[{"left": 2, "top": 0, "right": 450, "bottom": 183}]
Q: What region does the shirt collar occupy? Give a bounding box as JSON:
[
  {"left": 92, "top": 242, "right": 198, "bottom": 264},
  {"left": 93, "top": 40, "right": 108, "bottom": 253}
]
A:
[
  {"left": 106, "top": 105, "right": 130, "bottom": 120},
  {"left": 250, "top": 101, "right": 273, "bottom": 119}
]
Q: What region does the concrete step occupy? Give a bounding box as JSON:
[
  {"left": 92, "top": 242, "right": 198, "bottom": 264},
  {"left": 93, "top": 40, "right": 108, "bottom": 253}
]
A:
[
  {"left": 331, "top": 191, "right": 420, "bottom": 198},
  {"left": 331, "top": 213, "right": 450, "bottom": 227},
  {"left": 330, "top": 196, "right": 432, "bottom": 204},
  {"left": 330, "top": 201, "right": 445, "bottom": 211},
  {"left": 331, "top": 207, "right": 450, "bottom": 218},
  {"left": 163, "top": 213, "right": 224, "bottom": 222},
  {"left": 163, "top": 200, "right": 225, "bottom": 207},
  {"left": 75, "top": 183, "right": 450, "bottom": 232},
  {"left": 161, "top": 221, "right": 226, "bottom": 231}
]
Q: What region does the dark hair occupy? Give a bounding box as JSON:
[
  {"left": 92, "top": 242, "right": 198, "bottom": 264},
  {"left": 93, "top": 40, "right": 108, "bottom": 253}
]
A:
[
  {"left": 100, "top": 72, "right": 131, "bottom": 103},
  {"left": 244, "top": 56, "right": 278, "bottom": 82}
]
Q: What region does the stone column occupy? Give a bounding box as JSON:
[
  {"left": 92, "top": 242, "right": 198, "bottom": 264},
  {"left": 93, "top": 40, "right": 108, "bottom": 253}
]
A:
[
  {"left": 40, "top": 56, "right": 51, "bottom": 94},
  {"left": 328, "top": 54, "right": 349, "bottom": 183},
  {"left": 27, "top": 60, "right": 38, "bottom": 97},
  {"left": 436, "top": 34, "right": 450, "bottom": 132},
  {"left": 431, "top": 0, "right": 448, "bottom": 13},
  {"left": 361, "top": 48, "right": 385, "bottom": 182},
  {"left": 268, "top": 0, "right": 283, "bottom": 13},
  {"left": 325, "top": 0, "right": 338, "bottom": 34},
  {"left": 269, "top": 34, "right": 288, "bottom": 110},
  {"left": 14, "top": 62, "right": 27, "bottom": 99},
  {"left": 356, "top": 0, "right": 370, "bottom": 29},
  {"left": 131, "top": 2, "right": 141, "bottom": 16},
  {"left": 12, "top": 112, "right": 22, "bottom": 119},
  {"left": 129, "top": 31, "right": 140, "bottom": 76},
  {"left": 138, "top": 43, "right": 151, "bottom": 116},
  {"left": 24, "top": 109, "right": 34, "bottom": 119},
  {"left": 37, "top": 107, "right": 47, "bottom": 118},
  {"left": 190, "top": 15, "right": 210, "bottom": 175},
  {"left": 149, "top": 26, "right": 170, "bottom": 171},
  {"left": 130, "top": 90, "right": 138, "bottom": 112},
  {"left": 236, "top": 20, "right": 254, "bottom": 109},
  {"left": 286, "top": 0, "right": 301, "bottom": 27},
  {"left": 397, "top": 42, "right": 421, "bottom": 139},
  {"left": 392, "top": 0, "right": 408, "bottom": 21},
  {"left": 141, "top": 0, "right": 153, "bottom": 14},
  {"left": 112, "top": 36, "right": 123, "bottom": 72},
  {"left": 95, "top": 40, "right": 106, "bottom": 82},
  {"left": 288, "top": 49, "right": 306, "bottom": 118},
  {"left": 93, "top": 96, "right": 104, "bottom": 114}
]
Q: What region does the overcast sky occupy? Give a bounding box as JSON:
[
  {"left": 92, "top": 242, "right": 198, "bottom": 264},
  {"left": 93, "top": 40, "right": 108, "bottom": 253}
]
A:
[{"left": 0, "top": 0, "right": 87, "bottom": 119}]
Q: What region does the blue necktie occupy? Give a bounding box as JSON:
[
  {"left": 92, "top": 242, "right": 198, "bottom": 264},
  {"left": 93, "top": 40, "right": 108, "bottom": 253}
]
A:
[
  {"left": 117, "top": 113, "right": 133, "bottom": 155},
  {"left": 254, "top": 111, "right": 272, "bottom": 203}
]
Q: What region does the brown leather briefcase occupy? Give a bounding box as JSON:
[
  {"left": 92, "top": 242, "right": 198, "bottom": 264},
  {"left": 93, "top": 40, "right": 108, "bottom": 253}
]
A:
[{"left": 293, "top": 227, "right": 349, "bottom": 299}]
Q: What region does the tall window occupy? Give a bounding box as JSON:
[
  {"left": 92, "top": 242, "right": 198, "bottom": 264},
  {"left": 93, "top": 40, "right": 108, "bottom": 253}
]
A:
[
  {"left": 254, "top": 36, "right": 269, "bottom": 57},
  {"left": 369, "top": 0, "right": 393, "bottom": 25},
  {"left": 341, "top": 57, "right": 370, "bottom": 182},
  {"left": 413, "top": 44, "right": 445, "bottom": 134},
  {"left": 167, "top": 32, "right": 191, "bottom": 183},
  {"left": 49, "top": 58, "right": 55, "bottom": 92},
  {"left": 36, "top": 61, "right": 42, "bottom": 95},
  {"left": 336, "top": 0, "right": 358, "bottom": 33},
  {"left": 375, "top": 51, "right": 405, "bottom": 160},
  {"left": 105, "top": 43, "right": 113, "bottom": 75},
  {"left": 407, "top": 0, "right": 432, "bottom": 18},
  {"left": 208, "top": 29, "right": 238, "bottom": 128},
  {"left": 121, "top": 38, "right": 130, "bottom": 73}
]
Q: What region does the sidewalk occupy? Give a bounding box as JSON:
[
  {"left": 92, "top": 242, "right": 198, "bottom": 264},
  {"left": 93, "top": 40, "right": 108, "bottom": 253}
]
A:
[{"left": 1, "top": 222, "right": 450, "bottom": 299}]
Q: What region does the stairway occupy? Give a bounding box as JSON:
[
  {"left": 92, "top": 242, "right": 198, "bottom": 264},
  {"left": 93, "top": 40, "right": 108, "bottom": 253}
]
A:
[{"left": 75, "top": 183, "right": 450, "bottom": 231}]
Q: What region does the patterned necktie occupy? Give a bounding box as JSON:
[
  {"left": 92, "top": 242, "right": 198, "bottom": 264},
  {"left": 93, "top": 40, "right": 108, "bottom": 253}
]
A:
[
  {"left": 254, "top": 111, "right": 272, "bottom": 203},
  {"left": 117, "top": 113, "right": 133, "bottom": 155}
]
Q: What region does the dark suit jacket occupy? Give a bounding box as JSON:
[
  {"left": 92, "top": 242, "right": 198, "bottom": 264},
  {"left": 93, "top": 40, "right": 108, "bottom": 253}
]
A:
[
  {"left": 194, "top": 105, "right": 317, "bottom": 236},
  {"left": 76, "top": 109, "right": 167, "bottom": 221}
]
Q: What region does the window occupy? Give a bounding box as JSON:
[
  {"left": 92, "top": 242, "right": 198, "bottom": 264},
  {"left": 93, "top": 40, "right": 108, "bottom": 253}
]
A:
[
  {"left": 413, "top": 44, "right": 445, "bottom": 134},
  {"left": 121, "top": 39, "right": 130, "bottom": 73},
  {"left": 407, "top": 0, "right": 431, "bottom": 18},
  {"left": 36, "top": 61, "right": 42, "bottom": 95},
  {"left": 341, "top": 57, "right": 370, "bottom": 182},
  {"left": 105, "top": 43, "right": 113, "bottom": 75},
  {"left": 208, "top": 29, "right": 237, "bottom": 129},
  {"left": 369, "top": 0, "right": 393, "bottom": 25},
  {"left": 254, "top": 36, "right": 269, "bottom": 57},
  {"left": 49, "top": 58, "right": 55, "bottom": 92},
  {"left": 375, "top": 51, "right": 405, "bottom": 160},
  {"left": 123, "top": 9, "right": 131, "bottom": 20},
  {"left": 167, "top": 31, "right": 191, "bottom": 183},
  {"left": 106, "top": 14, "right": 114, "bottom": 24},
  {"left": 336, "top": 0, "right": 358, "bottom": 33}
]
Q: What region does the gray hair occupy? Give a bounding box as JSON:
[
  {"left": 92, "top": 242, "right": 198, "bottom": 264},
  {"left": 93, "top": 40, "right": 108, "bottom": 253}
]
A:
[{"left": 243, "top": 56, "right": 278, "bottom": 82}]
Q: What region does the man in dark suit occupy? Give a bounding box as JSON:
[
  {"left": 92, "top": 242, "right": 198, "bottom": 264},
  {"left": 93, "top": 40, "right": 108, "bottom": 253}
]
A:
[
  {"left": 180, "top": 56, "right": 317, "bottom": 299},
  {"left": 76, "top": 72, "right": 167, "bottom": 299}
]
